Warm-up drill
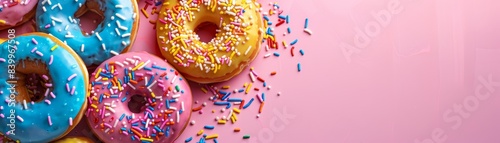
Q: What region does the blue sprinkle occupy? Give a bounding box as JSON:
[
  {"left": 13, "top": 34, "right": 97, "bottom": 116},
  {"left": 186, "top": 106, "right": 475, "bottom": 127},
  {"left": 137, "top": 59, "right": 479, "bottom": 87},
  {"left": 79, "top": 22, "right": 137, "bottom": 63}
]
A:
[
  {"left": 243, "top": 98, "right": 254, "bottom": 109},
  {"left": 290, "top": 39, "right": 298, "bottom": 45},
  {"left": 119, "top": 114, "right": 125, "bottom": 121},
  {"left": 263, "top": 82, "right": 267, "bottom": 87},
  {"left": 131, "top": 71, "right": 135, "bottom": 80},
  {"left": 151, "top": 134, "right": 156, "bottom": 137},
  {"left": 152, "top": 65, "right": 167, "bottom": 70},
  {"left": 166, "top": 99, "right": 170, "bottom": 108},
  {"left": 185, "top": 137, "right": 193, "bottom": 142},
  {"left": 299, "top": 49, "right": 304, "bottom": 55},
  {"left": 131, "top": 136, "right": 135, "bottom": 141},
  {"left": 227, "top": 98, "right": 242, "bottom": 102},
  {"left": 94, "top": 81, "right": 102, "bottom": 85},
  {"left": 99, "top": 94, "right": 103, "bottom": 103},
  {"left": 297, "top": 63, "right": 302, "bottom": 72},
  {"left": 221, "top": 93, "right": 231, "bottom": 101},
  {"left": 219, "top": 90, "right": 228, "bottom": 95},
  {"left": 263, "top": 15, "right": 270, "bottom": 21},
  {"left": 273, "top": 52, "right": 280, "bottom": 57},
  {"left": 204, "top": 125, "right": 215, "bottom": 129},
  {"left": 107, "top": 83, "right": 112, "bottom": 89},
  {"left": 147, "top": 75, "right": 154, "bottom": 86},
  {"left": 278, "top": 15, "right": 287, "bottom": 20},
  {"left": 110, "top": 95, "right": 119, "bottom": 98},
  {"left": 121, "top": 97, "right": 127, "bottom": 102},
  {"left": 148, "top": 106, "right": 154, "bottom": 111},
  {"left": 169, "top": 99, "right": 177, "bottom": 103},
  {"left": 287, "top": 27, "right": 291, "bottom": 34},
  {"left": 155, "top": 1, "right": 162, "bottom": 6},
  {"left": 170, "top": 69, "right": 175, "bottom": 72},
  {"left": 214, "top": 139, "right": 218, "bottom": 143},
  {"left": 304, "top": 18, "right": 309, "bottom": 28},
  {"left": 154, "top": 126, "right": 162, "bottom": 132},
  {"left": 180, "top": 109, "right": 183, "bottom": 114},
  {"left": 286, "top": 15, "right": 289, "bottom": 23},
  {"left": 203, "top": 134, "right": 207, "bottom": 137},
  {"left": 144, "top": 67, "right": 152, "bottom": 71},
  {"left": 238, "top": 89, "right": 245, "bottom": 93},
  {"left": 214, "top": 102, "right": 230, "bottom": 106},
  {"left": 267, "top": 21, "right": 272, "bottom": 25},
  {"left": 132, "top": 123, "right": 139, "bottom": 126},
  {"left": 262, "top": 93, "right": 266, "bottom": 101},
  {"left": 105, "top": 63, "right": 109, "bottom": 71},
  {"left": 91, "top": 82, "right": 95, "bottom": 86},
  {"left": 121, "top": 127, "right": 127, "bottom": 131}
]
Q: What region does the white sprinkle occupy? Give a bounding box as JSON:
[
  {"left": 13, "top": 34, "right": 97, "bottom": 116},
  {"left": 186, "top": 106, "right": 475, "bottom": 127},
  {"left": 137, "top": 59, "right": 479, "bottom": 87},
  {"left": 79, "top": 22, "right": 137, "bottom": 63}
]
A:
[
  {"left": 51, "top": 16, "right": 62, "bottom": 23},
  {"left": 113, "top": 120, "right": 119, "bottom": 127},
  {"left": 137, "top": 60, "right": 150, "bottom": 70},
  {"left": 80, "top": 44, "right": 85, "bottom": 52},
  {"left": 51, "top": 4, "right": 58, "bottom": 9},
  {"left": 102, "top": 43, "right": 106, "bottom": 50},
  {"left": 69, "top": 117, "right": 73, "bottom": 126},
  {"left": 68, "top": 16, "right": 73, "bottom": 23},
  {"left": 245, "top": 46, "right": 252, "bottom": 55},
  {"left": 181, "top": 102, "right": 185, "bottom": 111},
  {"left": 172, "top": 94, "right": 181, "bottom": 98},
  {"left": 42, "top": 6, "right": 47, "bottom": 12},
  {"left": 264, "top": 53, "right": 271, "bottom": 58},
  {"left": 147, "top": 80, "right": 157, "bottom": 89},
  {"left": 249, "top": 73, "right": 256, "bottom": 82},
  {"left": 95, "top": 32, "right": 102, "bottom": 41},
  {"left": 64, "top": 25, "right": 69, "bottom": 31},
  {"left": 176, "top": 111, "right": 180, "bottom": 123},
  {"left": 110, "top": 50, "right": 119, "bottom": 56},
  {"left": 57, "top": 3, "right": 62, "bottom": 10},
  {"left": 115, "top": 5, "right": 123, "bottom": 8},
  {"left": 17, "top": 116, "right": 24, "bottom": 122},
  {"left": 121, "top": 33, "right": 131, "bottom": 37},
  {"left": 304, "top": 29, "right": 313, "bottom": 35},
  {"left": 23, "top": 100, "right": 28, "bottom": 109},
  {"left": 121, "top": 41, "right": 128, "bottom": 46},
  {"left": 190, "top": 120, "right": 195, "bottom": 125},
  {"left": 115, "top": 61, "right": 124, "bottom": 67},
  {"left": 127, "top": 83, "right": 136, "bottom": 90},
  {"left": 171, "top": 75, "right": 177, "bottom": 84},
  {"left": 114, "top": 28, "right": 121, "bottom": 35},
  {"left": 115, "top": 13, "right": 126, "bottom": 20},
  {"left": 107, "top": 107, "right": 116, "bottom": 113}
]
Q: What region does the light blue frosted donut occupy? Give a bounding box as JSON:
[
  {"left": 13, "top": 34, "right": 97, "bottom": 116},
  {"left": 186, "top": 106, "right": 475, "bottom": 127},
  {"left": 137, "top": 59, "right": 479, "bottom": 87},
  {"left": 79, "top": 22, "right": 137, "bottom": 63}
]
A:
[
  {"left": 35, "top": 0, "right": 139, "bottom": 66},
  {"left": 0, "top": 33, "right": 88, "bottom": 143}
]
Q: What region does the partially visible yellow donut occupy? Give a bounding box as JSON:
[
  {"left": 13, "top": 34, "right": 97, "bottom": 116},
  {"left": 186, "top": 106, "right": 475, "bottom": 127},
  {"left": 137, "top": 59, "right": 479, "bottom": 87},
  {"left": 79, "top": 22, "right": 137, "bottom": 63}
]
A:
[
  {"left": 156, "top": 0, "right": 264, "bottom": 83},
  {"left": 54, "top": 137, "right": 94, "bottom": 143}
]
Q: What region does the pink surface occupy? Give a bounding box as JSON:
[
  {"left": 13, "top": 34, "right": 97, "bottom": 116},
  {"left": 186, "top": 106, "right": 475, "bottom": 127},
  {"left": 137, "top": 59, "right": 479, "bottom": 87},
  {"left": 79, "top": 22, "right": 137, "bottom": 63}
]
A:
[{"left": 1, "top": 0, "right": 500, "bottom": 143}]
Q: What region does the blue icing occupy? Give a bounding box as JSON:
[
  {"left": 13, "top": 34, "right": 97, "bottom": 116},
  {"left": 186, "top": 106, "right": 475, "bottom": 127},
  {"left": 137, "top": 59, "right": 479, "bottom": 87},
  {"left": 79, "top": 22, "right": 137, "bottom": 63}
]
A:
[
  {"left": 35, "top": 0, "right": 138, "bottom": 66},
  {"left": 0, "top": 34, "right": 87, "bottom": 143}
]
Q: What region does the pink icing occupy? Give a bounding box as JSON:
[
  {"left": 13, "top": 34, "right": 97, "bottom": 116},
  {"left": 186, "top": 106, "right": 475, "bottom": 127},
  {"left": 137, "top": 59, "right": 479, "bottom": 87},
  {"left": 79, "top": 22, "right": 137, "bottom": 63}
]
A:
[
  {"left": 86, "top": 52, "right": 193, "bottom": 143},
  {"left": 0, "top": 0, "right": 38, "bottom": 26}
]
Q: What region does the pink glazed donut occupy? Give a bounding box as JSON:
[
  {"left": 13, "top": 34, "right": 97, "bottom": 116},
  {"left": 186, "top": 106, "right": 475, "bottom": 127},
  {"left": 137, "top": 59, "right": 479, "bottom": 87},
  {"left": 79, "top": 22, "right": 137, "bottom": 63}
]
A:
[{"left": 86, "top": 52, "right": 192, "bottom": 143}]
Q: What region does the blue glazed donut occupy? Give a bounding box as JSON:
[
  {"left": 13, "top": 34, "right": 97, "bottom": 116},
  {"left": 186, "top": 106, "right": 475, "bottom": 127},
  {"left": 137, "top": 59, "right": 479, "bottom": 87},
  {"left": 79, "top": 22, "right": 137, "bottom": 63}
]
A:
[
  {"left": 0, "top": 33, "right": 88, "bottom": 143},
  {"left": 35, "top": 0, "right": 139, "bottom": 66}
]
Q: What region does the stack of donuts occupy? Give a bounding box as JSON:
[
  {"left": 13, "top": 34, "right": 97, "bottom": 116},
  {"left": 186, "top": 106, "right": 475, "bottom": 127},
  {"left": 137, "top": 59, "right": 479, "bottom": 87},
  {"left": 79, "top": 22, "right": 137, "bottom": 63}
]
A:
[{"left": 0, "top": 0, "right": 264, "bottom": 142}]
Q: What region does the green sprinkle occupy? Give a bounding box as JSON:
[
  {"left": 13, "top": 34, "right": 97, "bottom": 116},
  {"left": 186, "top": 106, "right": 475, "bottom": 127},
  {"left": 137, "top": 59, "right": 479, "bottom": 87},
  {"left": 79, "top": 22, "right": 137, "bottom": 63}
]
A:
[
  {"left": 175, "top": 85, "right": 180, "bottom": 92},
  {"left": 243, "top": 135, "right": 250, "bottom": 139}
]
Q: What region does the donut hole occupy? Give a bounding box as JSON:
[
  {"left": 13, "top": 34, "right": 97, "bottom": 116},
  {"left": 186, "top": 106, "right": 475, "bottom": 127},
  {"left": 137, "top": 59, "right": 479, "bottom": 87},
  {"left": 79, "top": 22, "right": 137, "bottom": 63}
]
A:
[
  {"left": 127, "top": 94, "right": 148, "bottom": 113},
  {"left": 13, "top": 58, "right": 52, "bottom": 103},
  {"left": 194, "top": 22, "right": 218, "bottom": 43},
  {"left": 74, "top": 1, "right": 104, "bottom": 35}
]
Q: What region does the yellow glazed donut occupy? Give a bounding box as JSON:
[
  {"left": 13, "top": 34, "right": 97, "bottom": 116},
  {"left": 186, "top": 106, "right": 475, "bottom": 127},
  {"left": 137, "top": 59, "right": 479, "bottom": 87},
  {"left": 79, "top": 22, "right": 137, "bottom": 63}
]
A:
[
  {"left": 54, "top": 137, "right": 94, "bottom": 143},
  {"left": 156, "top": 0, "right": 264, "bottom": 83}
]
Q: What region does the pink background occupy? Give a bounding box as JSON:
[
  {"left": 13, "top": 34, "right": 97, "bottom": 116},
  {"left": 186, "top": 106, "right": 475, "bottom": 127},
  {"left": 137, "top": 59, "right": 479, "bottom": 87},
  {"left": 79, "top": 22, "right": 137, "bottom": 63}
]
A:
[{"left": 2, "top": 0, "right": 500, "bottom": 143}]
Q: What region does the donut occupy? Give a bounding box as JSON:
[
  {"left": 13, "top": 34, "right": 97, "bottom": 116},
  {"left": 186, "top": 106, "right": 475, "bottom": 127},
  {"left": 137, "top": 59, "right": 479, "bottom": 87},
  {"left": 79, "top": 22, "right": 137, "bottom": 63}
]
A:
[
  {"left": 35, "top": 0, "right": 140, "bottom": 66},
  {"left": 0, "top": 0, "right": 38, "bottom": 30},
  {"left": 86, "top": 52, "right": 193, "bottom": 143},
  {"left": 55, "top": 137, "right": 95, "bottom": 143},
  {"left": 0, "top": 33, "right": 89, "bottom": 143},
  {"left": 156, "top": 0, "right": 264, "bottom": 83}
]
